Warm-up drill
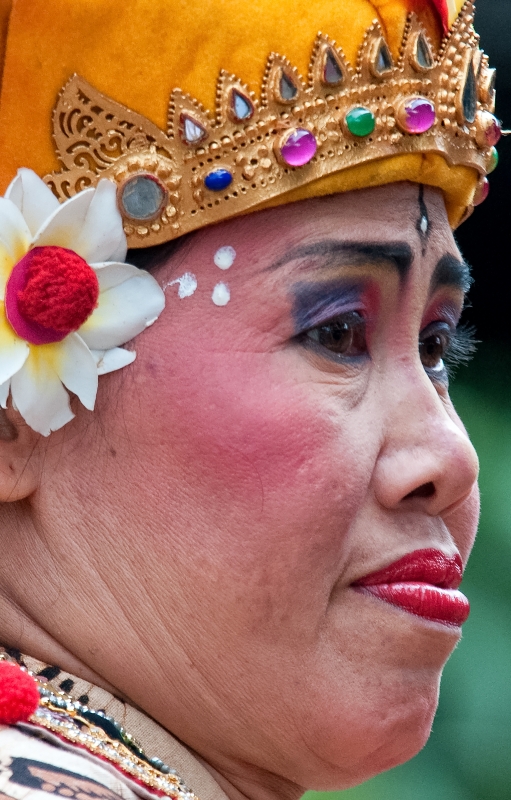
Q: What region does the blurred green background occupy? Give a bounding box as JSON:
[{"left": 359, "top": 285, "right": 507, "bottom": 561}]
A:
[
  {"left": 306, "top": 344, "right": 511, "bottom": 800},
  {"left": 306, "top": 2, "right": 511, "bottom": 796}
]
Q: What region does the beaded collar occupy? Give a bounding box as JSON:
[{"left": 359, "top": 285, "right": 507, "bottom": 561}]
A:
[{"left": 0, "top": 648, "right": 225, "bottom": 800}]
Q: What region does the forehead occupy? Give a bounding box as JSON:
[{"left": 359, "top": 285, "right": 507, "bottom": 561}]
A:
[
  {"left": 193, "top": 181, "right": 458, "bottom": 277},
  {"left": 156, "top": 182, "right": 465, "bottom": 332}
]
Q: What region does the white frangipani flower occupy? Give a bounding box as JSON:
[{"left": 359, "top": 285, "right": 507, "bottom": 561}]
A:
[{"left": 0, "top": 168, "right": 165, "bottom": 436}]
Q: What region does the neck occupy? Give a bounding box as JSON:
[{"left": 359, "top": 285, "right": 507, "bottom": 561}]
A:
[
  {"left": 0, "top": 595, "right": 120, "bottom": 693},
  {"left": 0, "top": 625, "right": 304, "bottom": 800},
  {"left": 0, "top": 506, "right": 304, "bottom": 800}
]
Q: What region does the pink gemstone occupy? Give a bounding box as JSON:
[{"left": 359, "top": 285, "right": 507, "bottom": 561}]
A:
[
  {"left": 402, "top": 97, "right": 436, "bottom": 134},
  {"left": 280, "top": 128, "right": 317, "bottom": 167},
  {"left": 473, "top": 178, "right": 489, "bottom": 206},
  {"left": 485, "top": 116, "right": 501, "bottom": 147}
]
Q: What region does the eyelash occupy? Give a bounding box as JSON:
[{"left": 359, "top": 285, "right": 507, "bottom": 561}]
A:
[
  {"left": 439, "top": 323, "right": 478, "bottom": 377},
  {"left": 297, "top": 313, "right": 478, "bottom": 378}
]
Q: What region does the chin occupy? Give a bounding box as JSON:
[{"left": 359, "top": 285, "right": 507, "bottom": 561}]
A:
[
  {"left": 295, "top": 669, "right": 442, "bottom": 793},
  {"left": 307, "top": 712, "right": 436, "bottom": 792}
]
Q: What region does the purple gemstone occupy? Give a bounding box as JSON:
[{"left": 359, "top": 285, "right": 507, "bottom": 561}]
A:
[
  {"left": 280, "top": 128, "right": 317, "bottom": 167},
  {"left": 402, "top": 97, "right": 435, "bottom": 134}
]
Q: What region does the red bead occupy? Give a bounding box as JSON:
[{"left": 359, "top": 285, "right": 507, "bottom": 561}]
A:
[{"left": 0, "top": 662, "right": 40, "bottom": 725}]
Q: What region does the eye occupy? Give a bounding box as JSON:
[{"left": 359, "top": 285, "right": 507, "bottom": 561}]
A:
[
  {"left": 419, "top": 322, "right": 451, "bottom": 372},
  {"left": 304, "top": 311, "right": 367, "bottom": 357}
]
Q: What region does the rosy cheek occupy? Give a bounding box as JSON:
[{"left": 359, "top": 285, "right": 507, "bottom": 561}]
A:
[
  {"left": 162, "top": 352, "right": 331, "bottom": 490},
  {"left": 138, "top": 333, "right": 367, "bottom": 547},
  {"left": 171, "top": 361, "right": 371, "bottom": 613}
]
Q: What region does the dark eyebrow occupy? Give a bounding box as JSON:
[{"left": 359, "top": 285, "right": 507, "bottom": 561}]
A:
[
  {"left": 431, "top": 254, "right": 472, "bottom": 293},
  {"left": 267, "top": 240, "right": 413, "bottom": 279}
]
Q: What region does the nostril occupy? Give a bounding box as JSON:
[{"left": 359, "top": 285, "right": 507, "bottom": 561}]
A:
[{"left": 405, "top": 481, "right": 435, "bottom": 500}]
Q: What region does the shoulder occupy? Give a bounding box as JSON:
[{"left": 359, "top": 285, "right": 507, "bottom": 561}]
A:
[{"left": 0, "top": 725, "right": 140, "bottom": 800}]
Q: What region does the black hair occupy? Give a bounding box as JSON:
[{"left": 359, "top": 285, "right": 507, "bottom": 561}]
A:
[{"left": 127, "top": 232, "right": 195, "bottom": 273}]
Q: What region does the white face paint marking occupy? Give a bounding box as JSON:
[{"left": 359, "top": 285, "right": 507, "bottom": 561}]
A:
[
  {"left": 165, "top": 272, "right": 198, "bottom": 299},
  {"left": 420, "top": 215, "right": 428, "bottom": 235},
  {"left": 214, "top": 246, "right": 237, "bottom": 270},
  {"left": 212, "top": 282, "right": 230, "bottom": 306}
]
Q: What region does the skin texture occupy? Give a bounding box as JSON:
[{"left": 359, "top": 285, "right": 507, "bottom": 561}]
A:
[{"left": 0, "top": 182, "right": 479, "bottom": 800}]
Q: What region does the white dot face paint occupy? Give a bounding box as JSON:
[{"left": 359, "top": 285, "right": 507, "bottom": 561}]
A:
[
  {"left": 214, "top": 246, "right": 236, "bottom": 270},
  {"left": 212, "top": 282, "right": 230, "bottom": 306},
  {"left": 165, "top": 272, "right": 198, "bottom": 299},
  {"left": 420, "top": 215, "right": 428, "bottom": 235}
]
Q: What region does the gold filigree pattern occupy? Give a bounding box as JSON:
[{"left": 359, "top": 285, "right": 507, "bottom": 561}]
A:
[{"left": 45, "top": 1, "right": 496, "bottom": 247}]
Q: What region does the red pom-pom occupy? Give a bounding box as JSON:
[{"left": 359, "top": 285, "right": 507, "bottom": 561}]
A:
[
  {"left": 0, "top": 662, "right": 40, "bottom": 725},
  {"left": 16, "top": 246, "right": 99, "bottom": 334}
]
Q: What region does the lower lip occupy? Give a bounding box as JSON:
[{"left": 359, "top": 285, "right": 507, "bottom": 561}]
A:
[{"left": 354, "top": 582, "right": 470, "bottom": 627}]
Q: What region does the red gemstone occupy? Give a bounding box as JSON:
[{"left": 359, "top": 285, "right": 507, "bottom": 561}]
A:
[
  {"left": 473, "top": 178, "right": 490, "bottom": 206},
  {"left": 485, "top": 116, "right": 502, "bottom": 147},
  {"left": 5, "top": 246, "right": 99, "bottom": 346}
]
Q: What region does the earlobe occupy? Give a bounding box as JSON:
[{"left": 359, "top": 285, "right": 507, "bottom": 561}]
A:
[{"left": 0, "top": 408, "right": 39, "bottom": 501}]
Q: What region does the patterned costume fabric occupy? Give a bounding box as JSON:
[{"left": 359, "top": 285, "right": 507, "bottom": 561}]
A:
[
  {"left": 0, "top": 650, "right": 229, "bottom": 800},
  {"left": 0, "top": 727, "right": 143, "bottom": 800}
]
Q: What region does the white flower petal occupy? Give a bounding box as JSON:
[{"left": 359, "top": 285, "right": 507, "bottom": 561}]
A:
[
  {"left": 0, "top": 307, "right": 30, "bottom": 385},
  {"left": 79, "top": 268, "right": 165, "bottom": 350},
  {"left": 33, "top": 180, "right": 126, "bottom": 264},
  {"left": 0, "top": 380, "right": 10, "bottom": 409},
  {"left": 5, "top": 169, "right": 60, "bottom": 238},
  {"left": 54, "top": 334, "right": 98, "bottom": 411},
  {"left": 0, "top": 197, "right": 31, "bottom": 262},
  {"left": 10, "top": 348, "right": 74, "bottom": 436},
  {"left": 72, "top": 179, "right": 126, "bottom": 264},
  {"left": 32, "top": 187, "right": 95, "bottom": 251},
  {"left": 91, "top": 262, "right": 141, "bottom": 290},
  {"left": 91, "top": 347, "right": 136, "bottom": 375},
  {"left": 108, "top": 237, "right": 128, "bottom": 264},
  {"left": 0, "top": 240, "right": 14, "bottom": 301}
]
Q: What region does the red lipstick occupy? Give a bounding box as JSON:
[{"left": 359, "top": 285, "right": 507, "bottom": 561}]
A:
[{"left": 353, "top": 549, "right": 470, "bottom": 627}]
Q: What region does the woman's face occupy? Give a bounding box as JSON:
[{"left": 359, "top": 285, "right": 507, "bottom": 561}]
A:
[{"left": 32, "top": 182, "right": 479, "bottom": 794}]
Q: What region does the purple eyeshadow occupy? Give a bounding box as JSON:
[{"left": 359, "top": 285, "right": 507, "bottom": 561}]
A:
[{"left": 292, "top": 280, "right": 364, "bottom": 333}]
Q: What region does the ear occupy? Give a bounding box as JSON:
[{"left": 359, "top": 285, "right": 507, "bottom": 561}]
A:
[{"left": 0, "top": 407, "right": 40, "bottom": 501}]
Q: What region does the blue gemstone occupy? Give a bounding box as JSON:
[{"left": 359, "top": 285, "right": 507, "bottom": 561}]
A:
[{"left": 204, "top": 169, "right": 233, "bottom": 191}]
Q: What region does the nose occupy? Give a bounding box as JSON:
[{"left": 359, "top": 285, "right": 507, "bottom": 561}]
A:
[{"left": 372, "top": 369, "right": 479, "bottom": 517}]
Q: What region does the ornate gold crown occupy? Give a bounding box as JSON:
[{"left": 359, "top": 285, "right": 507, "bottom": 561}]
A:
[{"left": 45, "top": 0, "right": 497, "bottom": 248}]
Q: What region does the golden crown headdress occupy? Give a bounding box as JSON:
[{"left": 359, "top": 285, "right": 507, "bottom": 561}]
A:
[{"left": 45, "top": 0, "right": 498, "bottom": 248}]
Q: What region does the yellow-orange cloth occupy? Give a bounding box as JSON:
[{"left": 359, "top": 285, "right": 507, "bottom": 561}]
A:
[{"left": 0, "top": 0, "right": 472, "bottom": 228}]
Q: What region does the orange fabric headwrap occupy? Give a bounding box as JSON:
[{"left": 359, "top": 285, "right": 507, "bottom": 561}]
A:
[{"left": 0, "top": 0, "right": 474, "bottom": 230}]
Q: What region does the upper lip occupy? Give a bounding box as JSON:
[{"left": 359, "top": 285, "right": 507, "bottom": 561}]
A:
[{"left": 353, "top": 548, "right": 463, "bottom": 590}]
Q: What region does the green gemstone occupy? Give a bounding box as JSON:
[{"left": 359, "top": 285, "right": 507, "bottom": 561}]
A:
[
  {"left": 488, "top": 147, "right": 499, "bottom": 174},
  {"left": 346, "top": 107, "right": 375, "bottom": 137}
]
